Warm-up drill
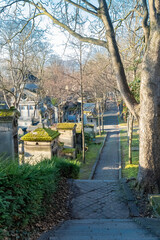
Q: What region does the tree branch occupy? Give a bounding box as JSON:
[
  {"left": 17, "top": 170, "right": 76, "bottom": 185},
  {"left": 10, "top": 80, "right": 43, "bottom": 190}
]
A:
[
  {"left": 2, "top": 90, "right": 10, "bottom": 108},
  {"left": 108, "top": 0, "right": 112, "bottom": 10},
  {"left": 0, "top": 86, "right": 15, "bottom": 97},
  {"left": 1, "top": 12, "right": 43, "bottom": 46},
  {"left": 149, "top": 0, "right": 157, "bottom": 25},
  {"left": 0, "top": 0, "right": 22, "bottom": 13},
  {"left": 155, "top": 0, "right": 160, "bottom": 24},
  {"left": 81, "top": 0, "right": 98, "bottom": 11},
  {"left": 24, "top": 1, "right": 108, "bottom": 48},
  {"left": 64, "top": 0, "right": 98, "bottom": 16},
  {"left": 142, "top": 0, "right": 150, "bottom": 45}
]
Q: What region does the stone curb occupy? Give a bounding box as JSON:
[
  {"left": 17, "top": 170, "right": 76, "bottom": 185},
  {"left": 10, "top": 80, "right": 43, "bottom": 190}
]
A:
[
  {"left": 89, "top": 133, "right": 107, "bottom": 180},
  {"left": 133, "top": 217, "right": 160, "bottom": 238},
  {"left": 118, "top": 128, "right": 122, "bottom": 180},
  {"left": 117, "top": 114, "right": 122, "bottom": 180},
  {"left": 121, "top": 178, "right": 139, "bottom": 217}
]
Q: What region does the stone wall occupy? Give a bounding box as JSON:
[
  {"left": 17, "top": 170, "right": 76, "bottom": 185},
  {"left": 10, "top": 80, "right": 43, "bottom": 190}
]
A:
[
  {"left": 23, "top": 139, "right": 59, "bottom": 164},
  {"left": 24, "top": 141, "right": 52, "bottom": 164},
  {"left": 0, "top": 122, "right": 14, "bottom": 158},
  {"left": 58, "top": 129, "right": 75, "bottom": 148}
]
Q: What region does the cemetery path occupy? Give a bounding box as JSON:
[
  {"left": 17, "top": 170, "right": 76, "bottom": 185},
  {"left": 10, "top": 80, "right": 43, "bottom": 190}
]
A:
[
  {"left": 39, "top": 101, "right": 159, "bottom": 240},
  {"left": 93, "top": 101, "right": 120, "bottom": 180}
]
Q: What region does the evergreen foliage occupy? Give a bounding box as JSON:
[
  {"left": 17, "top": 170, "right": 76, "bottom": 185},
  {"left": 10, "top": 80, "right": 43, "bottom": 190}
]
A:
[{"left": 0, "top": 157, "right": 80, "bottom": 238}]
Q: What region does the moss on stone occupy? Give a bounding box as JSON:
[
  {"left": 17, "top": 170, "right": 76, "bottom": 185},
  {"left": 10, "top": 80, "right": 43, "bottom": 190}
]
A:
[
  {"left": 21, "top": 128, "right": 60, "bottom": 142},
  {"left": 62, "top": 148, "right": 75, "bottom": 153},
  {"left": 57, "top": 123, "right": 76, "bottom": 130},
  {"left": 76, "top": 123, "right": 82, "bottom": 134},
  {"left": 0, "top": 109, "right": 20, "bottom": 118},
  {"left": 85, "top": 124, "right": 94, "bottom": 128}
]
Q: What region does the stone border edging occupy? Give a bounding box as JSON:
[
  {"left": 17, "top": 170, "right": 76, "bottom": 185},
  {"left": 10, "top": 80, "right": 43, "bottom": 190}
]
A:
[
  {"left": 118, "top": 129, "right": 122, "bottom": 180},
  {"left": 133, "top": 218, "right": 160, "bottom": 238},
  {"left": 117, "top": 114, "right": 122, "bottom": 180},
  {"left": 89, "top": 133, "right": 107, "bottom": 180},
  {"left": 121, "top": 178, "right": 139, "bottom": 217}
]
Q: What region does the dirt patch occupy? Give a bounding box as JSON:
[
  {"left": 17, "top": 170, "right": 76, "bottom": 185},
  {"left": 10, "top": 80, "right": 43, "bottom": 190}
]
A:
[
  {"left": 128, "top": 179, "right": 155, "bottom": 218},
  {"left": 29, "top": 178, "right": 71, "bottom": 240}
]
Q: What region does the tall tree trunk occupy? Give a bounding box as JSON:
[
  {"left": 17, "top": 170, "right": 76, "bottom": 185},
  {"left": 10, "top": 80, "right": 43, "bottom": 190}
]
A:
[
  {"left": 58, "top": 105, "right": 61, "bottom": 123},
  {"left": 79, "top": 43, "right": 85, "bottom": 163},
  {"left": 128, "top": 113, "right": 134, "bottom": 164},
  {"left": 97, "top": 101, "right": 101, "bottom": 135},
  {"left": 2, "top": 90, "right": 10, "bottom": 108},
  {"left": 98, "top": 0, "right": 139, "bottom": 119},
  {"left": 100, "top": 102, "right": 104, "bottom": 133},
  {"left": 81, "top": 95, "right": 85, "bottom": 163},
  {"left": 138, "top": 29, "right": 160, "bottom": 191},
  {"left": 98, "top": 0, "right": 160, "bottom": 191}
]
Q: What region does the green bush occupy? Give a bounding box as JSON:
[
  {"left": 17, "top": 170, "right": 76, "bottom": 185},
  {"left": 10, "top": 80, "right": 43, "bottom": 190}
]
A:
[
  {"left": 54, "top": 158, "right": 80, "bottom": 179},
  {"left": 84, "top": 132, "right": 92, "bottom": 144},
  {"left": 62, "top": 148, "right": 75, "bottom": 154},
  {"left": 0, "top": 157, "right": 80, "bottom": 238}
]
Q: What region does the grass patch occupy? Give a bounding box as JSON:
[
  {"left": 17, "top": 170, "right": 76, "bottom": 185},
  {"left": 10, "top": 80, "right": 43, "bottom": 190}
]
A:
[
  {"left": 118, "top": 116, "right": 127, "bottom": 126},
  {"left": 120, "top": 123, "right": 139, "bottom": 179},
  {"left": 79, "top": 133, "right": 106, "bottom": 179}
]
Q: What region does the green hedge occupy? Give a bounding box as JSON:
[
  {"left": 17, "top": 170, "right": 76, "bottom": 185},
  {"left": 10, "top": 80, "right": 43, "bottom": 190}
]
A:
[
  {"left": 84, "top": 132, "right": 93, "bottom": 144},
  {"left": 54, "top": 158, "right": 80, "bottom": 179},
  {"left": 62, "top": 148, "right": 75, "bottom": 154},
  {"left": 0, "top": 157, "right": 80, "bottom": 238}
]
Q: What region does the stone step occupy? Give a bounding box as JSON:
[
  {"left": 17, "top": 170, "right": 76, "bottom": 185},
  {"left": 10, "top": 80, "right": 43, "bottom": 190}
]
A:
[
  {"left": 74, "top": 179, "right": 119, "bottom": 183},
  {"left": 49, "top": 219, "right": 159, "bottom": 240},
  {"left": 50, "top": 237, "right": 157, "bottom": 240}
]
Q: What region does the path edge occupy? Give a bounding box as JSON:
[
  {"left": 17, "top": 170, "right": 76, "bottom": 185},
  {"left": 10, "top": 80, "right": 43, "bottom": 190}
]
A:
[
  {"left": 89, "top": 133, "right": 107, "bottom": 180},
  {"left": 118, "top": 127, "right": 122, "bottom": 180}
]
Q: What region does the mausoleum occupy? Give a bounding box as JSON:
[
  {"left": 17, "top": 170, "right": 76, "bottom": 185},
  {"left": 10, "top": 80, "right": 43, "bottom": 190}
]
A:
[
  {"left": 0, "top": 109, "right": 20, "bottom": 160},
  {"left": 21, "top": 128, "right": 60, "bottom": 163}
]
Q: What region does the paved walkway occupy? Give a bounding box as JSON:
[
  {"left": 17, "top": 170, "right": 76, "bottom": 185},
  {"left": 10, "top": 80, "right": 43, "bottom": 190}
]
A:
[
  {"left": 39, "top": 101, "right": 159, "bottom": 240},
  {"left": 71, "top": 102, "right": 129, "bottom": 220},
  {"left": 71, "top": 180, "right": 129, "bottom": 219},
  {"left": 93, "top": 102, "right": 120, "bottom": 180}
]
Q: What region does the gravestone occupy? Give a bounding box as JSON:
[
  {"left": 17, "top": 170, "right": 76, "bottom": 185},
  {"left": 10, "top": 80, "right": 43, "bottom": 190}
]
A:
[{"left": 0, "top": 109, "right": 20, "bottom": 160}]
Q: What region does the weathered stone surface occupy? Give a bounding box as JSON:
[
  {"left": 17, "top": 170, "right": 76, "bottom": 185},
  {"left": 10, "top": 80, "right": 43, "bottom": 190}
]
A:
[
  {"left": 0, "top": 110, "right": 19, "bottom": 160},
  {"left": 49, "top": 219, "right": 159, "bottom": 240},
  {"left": 71, "top": 180, "right": 129, "bottom": 219}
]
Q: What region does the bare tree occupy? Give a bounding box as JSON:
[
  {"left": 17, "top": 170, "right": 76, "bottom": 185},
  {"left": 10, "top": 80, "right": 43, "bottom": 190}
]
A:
[
  {"left": 84, "top": 53, "right": 117, "bottom": 134},
  {"left": 0, "top": 19, "right": 49, "bottom": 108},
  {"left": 65, "top": 40, "right": 93, "bottom": 163}
]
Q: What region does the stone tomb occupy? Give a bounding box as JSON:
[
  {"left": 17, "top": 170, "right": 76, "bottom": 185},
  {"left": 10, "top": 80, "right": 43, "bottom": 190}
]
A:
[
  {"left": 0, "top": 109, "right": 20, "bottom": 160},
  {"left": 21, "top": 128, "right": 60, "bottom": 163},
  {"left": 52, "top": 123, "right": 77, "bottom": 148}
]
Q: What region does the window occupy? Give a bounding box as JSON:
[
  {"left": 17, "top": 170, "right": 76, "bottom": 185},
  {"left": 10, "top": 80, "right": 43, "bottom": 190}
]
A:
[{"left": 21, "top": 106, "right": 26, "bottom": 110}]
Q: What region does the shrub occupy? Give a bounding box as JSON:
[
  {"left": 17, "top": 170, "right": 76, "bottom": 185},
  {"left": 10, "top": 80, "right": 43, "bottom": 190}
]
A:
[
  {"left": 54, "top": 158, "right": 80, "bottom": 179},
  {"left": 0, "top": 157, "right": 80, "bottom": 238},
  {"left": 61, "top": 148, "right": 75, "bottom": 154},
  {"left": 84, "top": 132, "right": 93, "bottom": 144}
]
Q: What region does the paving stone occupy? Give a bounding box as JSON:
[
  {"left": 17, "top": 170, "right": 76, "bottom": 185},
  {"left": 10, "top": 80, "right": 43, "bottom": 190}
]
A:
[
  {"left": 49, "top": 219, "right": 159, "bottom": 240},
  {"left": 71, "top": 179, "right": 129, "bottom": 219}
]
